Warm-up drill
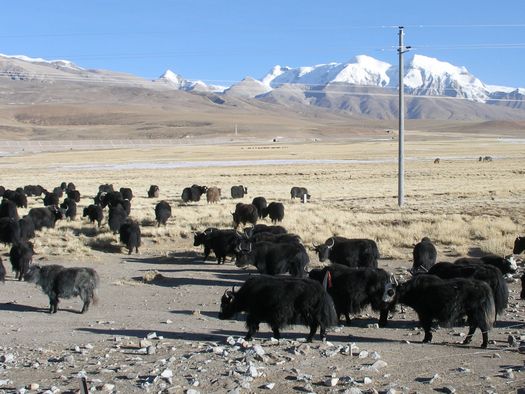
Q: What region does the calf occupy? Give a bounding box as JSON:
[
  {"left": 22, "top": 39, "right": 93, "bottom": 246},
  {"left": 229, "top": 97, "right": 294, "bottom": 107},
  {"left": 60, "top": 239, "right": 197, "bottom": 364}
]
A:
[
  {"left": 193, "top": 228, "right": 237, "bottom": 264},
  {"left": 309, "top": 264, "right": 396, "bottom": 327},
  {"left": 28, "top": 206, "right": 64, "bottom": 230},
  {"left": 396, "top": 275, "right": 495, "bottom": 348},
  {"left": 219, "top": 275, "right": 337, "bottom": 342},
  {"left": 235, "top": 239, "right": 309, "bottom": 277},
  {"left": 60, "top": 198, "right": 77, "bottom": 221},
  {"left": 411, "top": 237, "right": 437, "bottom": 274},
  {"left": 428, "top": 262, "right": 508, "bottom": 320},
  {"left": 83, "top": 205, "right": 103, "bottom": 227},
  {"left": 119, "top": 187, "right": 133, "bottom": 201},
  {"left": 119, "top": 221, "right": 141, "bottom": 254},
  {"left": 262, "top": 202, "right": 285, "bottom": 223},
  {"left": 232, "top": 203, "right": 258, "bottom": 228},
  {"left": 206, "top": 187, "right": 221, "bottom": 203},
  {"left": 10, "top": 241, "right": 34, "bottom": 281},
  {"left": 24, "top": 264, "right": 99, "bottom": 314},
  {"left": 514, "top": 236, "right": 525, "bottom": 254},
  {"left": 154, "top": 200, "right": 172, "bottom": 226},
  {"left": 148, "top": 185, "right": 160, "bottom": 198},
  {"left": 314, "top": 236, "right": 379, "bottom": 268}
]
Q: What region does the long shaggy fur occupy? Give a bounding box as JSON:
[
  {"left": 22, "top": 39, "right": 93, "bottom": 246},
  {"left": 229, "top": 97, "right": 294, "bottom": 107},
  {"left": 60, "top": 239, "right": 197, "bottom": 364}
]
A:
[
  {"left": 412, "top": 237, "right": 437, "bottom": 273},
  {"left": 428, "top": 262, "right": 508, "bottom": 320},
  {"left": 10, "top": 241, "right": 34, "bottom": 281},
  {"left": 193, "top": 228, "right": 237, "bottom": 264},
  {"left": 315, "top": 236, "right": 379, "bottom": 268},
  {"left": 397, "top": 274, "right": 495, "bottom": 348},
  {"left": 119, "top": 221, "right": 141, "bottom": 254},
  {"left": 0, "top": 257, "right": 5, "bottom": 283},
  {"left": 24, "top": 264, "right": 99, "bottom": 314},
  {"left": 219, "top": 275, "right": 337, "bottom": 341},
  {"left": 309, "top": 264, "right": 395, "bottom": 326}
]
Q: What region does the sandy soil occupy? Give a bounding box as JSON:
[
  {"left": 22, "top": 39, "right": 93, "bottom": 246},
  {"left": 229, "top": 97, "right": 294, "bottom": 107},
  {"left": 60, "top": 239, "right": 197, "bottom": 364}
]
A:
[{"left": 0, "top": 139, "right": 524, "bottom": 394}]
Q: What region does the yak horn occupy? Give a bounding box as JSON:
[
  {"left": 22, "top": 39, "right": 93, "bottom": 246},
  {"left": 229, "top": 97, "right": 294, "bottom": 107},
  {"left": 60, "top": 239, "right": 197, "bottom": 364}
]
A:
[{"left": 327, "top": 237, "right": 335, "bottom": 248}]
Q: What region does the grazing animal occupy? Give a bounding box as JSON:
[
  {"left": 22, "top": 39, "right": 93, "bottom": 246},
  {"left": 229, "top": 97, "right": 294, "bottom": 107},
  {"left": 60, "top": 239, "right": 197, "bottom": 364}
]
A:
[
  {"left": 218, "top": 275, "right": 337, "bottom": 341},
  {"left": 28, "top": 206, "right": 64, "bottom": 230},
  {"left": 43, "top": 191, "right": 60, "bottom": 207},
  {"left": 147, "top": 185, "right": 160, "bottom": 198},
  {"left": 235, "top": 239, "right": 309, "bottom": 277},
  {"left": 232, "top": 203, "right": 258, "bottom": 228},
  {"left": 193, "top": 228, "right": 238, "bottom": 264},
  {"left": 52, "top": 187, "right": 64, "bottom": 199},
  {"left": 119, "top": 187, "right": 133, "bottom": 201},
  {"left": 314, "top": 236, "right": 379, "bottom": 268},
  {"left": 520, "top": 273, "right": 525, "bottom": 299},
  {"left": 0, "top": 217, "right": 21, "bottom": 245},
  {"left": 244, "top": 224, "right": 287, "bottom": 237},
  {"left": 99, "top": 184, "right": 114, "bottom": 193},
  {"left": 231, "top": 185, "right": 248, "bottom": 199},
  {"left": 434, "top": 158, "right": 440, "bottom": 164},
  {"left": 66, "top": 182, "right": 76, "bottom": 191},
  {"left": 119, "top": 221, "right": 141, "bottom": 254},
  {"left": 24, "top": 264, "right": 99, "bottom": 314},
  {"left": 60, "top": 198, "right": 77, "bottom": 221},
  {"left": 66, "top": 189, "right": 81, "bottom": 203},
  {"left": 454, "top": 255, "right": 518, "bottom": 275},
  {"left": 19, "top": 215, "right": 35, "bottom": 241},
  {"left": 108, "top": 205, "right": 128, "bottom": 234},
  {"left": 251, "top": 197, "right": 267, "bottom": 218},
  {"left": 513, "top": 236, "right": 525, "bottom": 255},
  {"left": 83, "top": 205, "right": 104, "bottom": 227},
  {"left": 290, "top": 186, "right": 310, "bottom": 200},
  {"left": 181, "top": 184, "right": 207, "bottom": 203},
  {"left": 428, "top": 262, "right": 509, "bottom": 320},
  {"left": 262, "top": 202, "right": 285, "bottom": 223},
  {"left": 99, "top": 191, "right": 124, "bottom": 209},
  {"left": 23, "top": 185, "right": 46, "bottom": 197},
  {"left": 10, "top": 241, "right": 34, "bottom": 281},
  {"left": 206, "top": 186, "right": 221, "bottom": 203},
  {"left": 0, "top": 257, "right": 5, "bottom": 283},
  {"left": 3, "top": 190, "right": 27, "bottom": 208},
  {"left": 0, "top": 198, "right": 19, "bottom": 220},
  {"left": 59, "top": 182, "right": 67, "bottom": 191},
  {"left": 249, "top": 231, "right": 301, "bottom": 245},
  {"left": 154, "top": 200, "right": 172, "bottom": 226},
  {"left": 309, "top": 264, "right": 396, "bottom": 326},
  {"left": 396, "top": 274, "right": 495, "bottom": 348},
  {"left": 0, "top": 186, "right": 4, "bottom": 197},
  {"left": 411, "top": 237, "right": 437, "bottom": 274}
]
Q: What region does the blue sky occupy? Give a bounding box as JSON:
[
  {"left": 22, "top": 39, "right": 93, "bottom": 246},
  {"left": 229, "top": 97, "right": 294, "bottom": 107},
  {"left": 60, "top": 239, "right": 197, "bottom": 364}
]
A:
[{"left": 1, "top": 0, "right": 524, "bottom": 87}]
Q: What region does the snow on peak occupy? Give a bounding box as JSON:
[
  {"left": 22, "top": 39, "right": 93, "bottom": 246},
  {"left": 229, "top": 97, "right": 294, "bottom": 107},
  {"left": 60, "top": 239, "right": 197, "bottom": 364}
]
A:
[{"left": 0, "top": 53, "right": 83, "bottom": 70}]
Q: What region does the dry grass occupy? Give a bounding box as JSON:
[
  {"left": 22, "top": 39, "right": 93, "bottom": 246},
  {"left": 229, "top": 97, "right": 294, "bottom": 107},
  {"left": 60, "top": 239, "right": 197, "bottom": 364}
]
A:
[{"left": 1, "top": 138, "right": 523, "bottom": 266}]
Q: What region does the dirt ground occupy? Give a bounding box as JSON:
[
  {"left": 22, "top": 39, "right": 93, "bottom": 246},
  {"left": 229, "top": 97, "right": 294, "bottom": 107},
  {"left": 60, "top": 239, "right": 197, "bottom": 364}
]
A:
[{"left": 0, "top": 138, "right": 524, "bottom": 394}]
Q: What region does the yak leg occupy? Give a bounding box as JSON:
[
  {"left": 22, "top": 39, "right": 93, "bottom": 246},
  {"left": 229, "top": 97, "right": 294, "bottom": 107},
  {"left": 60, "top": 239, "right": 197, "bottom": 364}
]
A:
[
  {"left": 203, "top": 246, "right": 211, "bottom": 262},
  {"left": 344, "top": 313, "right": 352, "bottom": 326},
  {"left": 463, "top": 324, "right": 476, "bottom": 345},
  {"left": 49, "top": 293, "right": 59, "bottom": 314},
  {"left": 378, "top": 309, "right": 388, "bottom": 327},
  {"left": 420, "top": 316, "right": 433, "bottom": 343},
  {"left": 271, "top": 326, "right": 281, "bottom": 340},
  {"left": 245, "top": 316, "right": 259, "bottom": 341},
  {"left": 307, "top": 323, "right": 319, "bottom": 342}
]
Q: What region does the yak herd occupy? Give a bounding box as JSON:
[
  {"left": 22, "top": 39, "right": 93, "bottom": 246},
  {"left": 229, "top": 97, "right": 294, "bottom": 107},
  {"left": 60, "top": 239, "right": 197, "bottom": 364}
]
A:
[{"left": 0, "top": 181, "right": 524, "bottom": 350}]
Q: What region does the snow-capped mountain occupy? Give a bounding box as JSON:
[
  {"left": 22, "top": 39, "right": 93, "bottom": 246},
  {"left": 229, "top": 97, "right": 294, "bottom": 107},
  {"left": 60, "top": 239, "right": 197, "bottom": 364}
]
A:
[{"left": 157, "top": 69, "right": 225, "bottom": 93}]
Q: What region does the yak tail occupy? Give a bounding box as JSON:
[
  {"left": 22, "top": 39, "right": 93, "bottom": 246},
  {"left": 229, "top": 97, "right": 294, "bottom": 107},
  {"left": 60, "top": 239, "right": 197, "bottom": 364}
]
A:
[
  {"left": 320, "top": 291, "right": 338, "bottom": 328},
  {"left": 493, "top": 273, "right": 509, "bottom": 317},
  {"left": 476, "top": 283, "right": 496, "bottom": 331}
]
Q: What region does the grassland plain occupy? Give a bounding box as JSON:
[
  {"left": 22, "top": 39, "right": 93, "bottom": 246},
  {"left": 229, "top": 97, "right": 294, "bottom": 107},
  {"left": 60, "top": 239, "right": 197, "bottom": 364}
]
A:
[{"left": 0, "top": 137, "right": 524, "bottom": 393}]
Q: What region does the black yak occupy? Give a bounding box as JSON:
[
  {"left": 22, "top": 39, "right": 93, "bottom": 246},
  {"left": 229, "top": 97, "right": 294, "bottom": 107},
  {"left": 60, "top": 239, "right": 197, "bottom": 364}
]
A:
[
  {"left": 83, "top": 204, "right": 104, "bottom": 227},
  {"left": 231, "top": 185, "right": 248, "bottom": 199},
  {"left": 10, "top": 241, "right": 34, "bottom": 281},
  {"left": 108, "top": 205, "right": 128, "bottom": 234},
  {"left": 395, "top": 274, "right": 495, "bottom": 348},
  {"left": 244, "top": 224, "right": 287, "bottom": 237},
  {"left": 513, "top": 236, "right": 525, "bottom": 255},
  {"left": 119, "top": 187, "right": 133, "bottom": 201},
  {"left": 0, "top": 217, "right": 21, "bottom": 245},
  {"left": 193, "top": 228, "right": 237, "bottom": 264},
  {"left": 0, "top": 257, "right": 5, "bottom": 283},
  {"left": 309, "top": 264, "right": 396, "bottom": 327},
  {"left": 28, "top": 206, "right": 64, "bottom": 230},
  {"left": 24, "top": 264, "right": 99, "bottom": 314},
  {"left": 147, "top": 185, "right": 160, "bottom": 198},
  {"left": 218, "top": 275, "right": 337, "bottom": 342},
  {"left": 428, "top": 262, "right": 508, "bottom": 320},
  {"left": 454, "top": 255, "right": 518, "bottom": 275},
  {"left": 232, "top": 203, "right": 258, "bottom": 228},
  {"left": 251, "top": 197, "right": 267, "bottom": 218},
  {"left": 521, "top": 273, "right": 525, "bottom": 300},
  {"left": 154, "top": 200, "right": 172, "bottom": 226},
  {"left": 19, "top": 216, "right": 35, "bottom": 241},
  {"left": 119, "top": 221, "right": 141, "bottom": 254},
  {"left": 314, "top": 236, "right": 379, "bottom": 268},
  {"left": 60, "top": 198, "right": 77, "bottom": 221},
  {"left": 234, "top": 239, "right": 309, "bottom": 277},
  {"left": 262, "top": 202, "right": 285, "bottom": 223},
  {"left": 66, "top": 189, "right": 81, "bottom": 203},
  {"left": 290, "top": 186, "right": 310, "bottom": 201},
  {"left": 411, "top": 237, "right": 437, "bottom": 274},
  {"left": 0, "top": 198, "right": 19, "bottom": 220}
]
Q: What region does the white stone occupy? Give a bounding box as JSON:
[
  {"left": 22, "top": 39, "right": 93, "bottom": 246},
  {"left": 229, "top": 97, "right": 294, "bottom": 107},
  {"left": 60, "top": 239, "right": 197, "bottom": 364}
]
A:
[
  {"left": 358, "top": 350, "right": 369, "bottom": 358},
  {"left": 262, "top": 382, "right": 275, "bottom": 390},
  {"left": 324, "top": 377, "right": 339, "bottom": 387},
  {"left": 160, "top": 369, "right": 173, "bottom": 379}
]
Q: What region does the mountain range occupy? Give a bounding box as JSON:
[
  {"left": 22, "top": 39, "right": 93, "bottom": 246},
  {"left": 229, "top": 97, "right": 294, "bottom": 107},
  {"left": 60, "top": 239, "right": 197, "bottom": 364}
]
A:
[{"left": 0, "top": 52, "right": 524, "bottom": 141}]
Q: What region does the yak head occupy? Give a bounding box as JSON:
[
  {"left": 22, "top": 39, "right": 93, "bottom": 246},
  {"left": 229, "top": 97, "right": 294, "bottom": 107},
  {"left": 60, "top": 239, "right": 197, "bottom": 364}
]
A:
[
  {"left": 513, "top": 236, "right": 525, "bottom": 255},
  {"left": 313, "top": 237, "right": 334, "bottom": 262},
  {"left": 193, "top": 228, "right": 214, "bottom": 247},
  {"left": 218, "top": 286, "right": 236, "bottom": 319},
  {"left": 234, "top": 239, "right": 254, "bottom": 268},
  {"left": 382, "top": 274, "right": 398, "bottom": 304},
  {"left": 23, "top": 264, "right": 41, "bottom": 284},
  {"left": 504, "top": 254, "right": 518, "bottom": 273}
]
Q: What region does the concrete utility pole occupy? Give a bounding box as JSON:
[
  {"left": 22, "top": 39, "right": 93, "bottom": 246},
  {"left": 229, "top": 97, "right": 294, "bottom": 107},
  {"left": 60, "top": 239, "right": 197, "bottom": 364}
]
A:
[{"left": 398, "top": 26, "right": 410, "bottom": 207}]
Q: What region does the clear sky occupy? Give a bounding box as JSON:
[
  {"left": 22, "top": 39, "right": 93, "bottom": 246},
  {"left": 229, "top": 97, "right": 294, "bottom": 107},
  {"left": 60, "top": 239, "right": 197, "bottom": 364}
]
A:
[{"left": 1, "top": 0, "right": 524, "bottom": 87}]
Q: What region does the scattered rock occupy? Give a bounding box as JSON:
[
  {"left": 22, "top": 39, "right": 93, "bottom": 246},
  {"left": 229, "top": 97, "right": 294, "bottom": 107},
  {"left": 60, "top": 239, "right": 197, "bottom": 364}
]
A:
[
  {"left": 324, "top": 377, "right": 339, "bottom": 387},
  {"left": 261, "top": 382, "right": 275, "bottom": 390}
]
